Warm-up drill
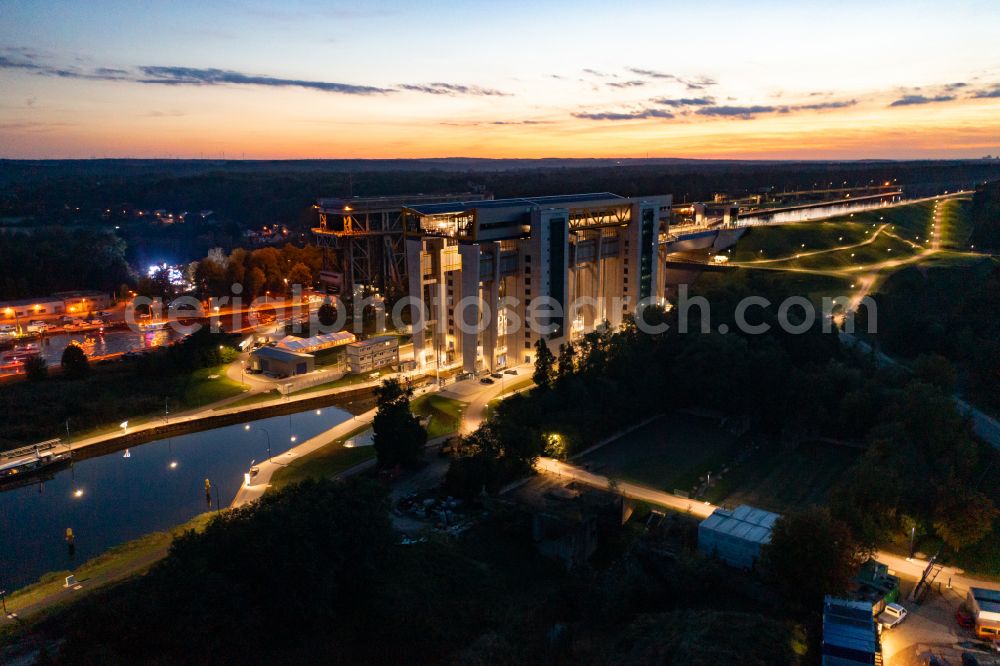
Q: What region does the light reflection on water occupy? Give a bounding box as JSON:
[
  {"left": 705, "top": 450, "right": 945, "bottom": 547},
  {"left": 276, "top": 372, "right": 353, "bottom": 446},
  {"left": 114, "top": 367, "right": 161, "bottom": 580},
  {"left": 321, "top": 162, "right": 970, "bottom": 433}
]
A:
[
  {"left": 37, "top": 328, "right": 177, "bottom": 363},
  {"left": 0, "top": 405, "right": 350, "bottom": 590}
]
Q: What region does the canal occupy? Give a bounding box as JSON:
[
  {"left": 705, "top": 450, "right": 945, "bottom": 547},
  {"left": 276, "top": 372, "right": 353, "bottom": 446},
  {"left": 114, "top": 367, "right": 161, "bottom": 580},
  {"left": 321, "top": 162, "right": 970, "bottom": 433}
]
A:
[
  {"left": 36, "top": 327, "right": 180, "bottom": 364},
  {"left": 0, "top": 405, "right": 351, "bottom": 590}
]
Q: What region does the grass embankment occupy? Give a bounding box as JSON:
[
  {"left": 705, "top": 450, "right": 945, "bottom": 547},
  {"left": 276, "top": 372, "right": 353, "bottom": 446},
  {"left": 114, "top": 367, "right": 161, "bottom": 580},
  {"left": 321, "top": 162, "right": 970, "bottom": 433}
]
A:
[
  {"left": 216, "top": 367, "right": 389, "bottom": 410},
  {"left": 411, "top": 393, "right": 467, "bottom": 438},
  {"left": 712, "top": 441, "right": 860, "bottom": 511},
  {"left": 1, "top": 512, "right": 214, "bottom": 635},
  {"left": 580, "top": 414, "right": 738, "bottom": 496},
  {"left": 268, "top": 423, "right": 376, "bottom": 491},
  {"left": 268, "top": 393, "right": 465, "bottom": 490},
  {"left": 484, "top": 376, "right": 535, "bottom": 419},
  {"left": 0, "top": 364, "right": 244, "bottom": 448},
  {"left": 731, "top": 199, "right": 976, "bottom": 271},
  {"left": 216, "top": 389, "right": 282, "bottom": 410},
  {"left": 580, "top": 414, "right": 858, "bottom": 512}
]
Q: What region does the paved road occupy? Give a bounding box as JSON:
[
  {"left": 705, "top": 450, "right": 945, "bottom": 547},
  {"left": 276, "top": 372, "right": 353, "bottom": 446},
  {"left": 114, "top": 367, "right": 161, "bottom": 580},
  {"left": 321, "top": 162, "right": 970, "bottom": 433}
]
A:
[
  {"left": 535, "top": 457, "right": 1000, "bottom": 596},
  {"left": 439, "top": 364, "right": 531, "bottom": 434}
]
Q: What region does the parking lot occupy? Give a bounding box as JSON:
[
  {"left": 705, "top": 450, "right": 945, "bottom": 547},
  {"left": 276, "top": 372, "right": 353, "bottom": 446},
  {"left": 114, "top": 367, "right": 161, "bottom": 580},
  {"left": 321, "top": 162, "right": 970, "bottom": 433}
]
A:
[{"left": 883, "top": 579, "right": 999, "bottom": 666}]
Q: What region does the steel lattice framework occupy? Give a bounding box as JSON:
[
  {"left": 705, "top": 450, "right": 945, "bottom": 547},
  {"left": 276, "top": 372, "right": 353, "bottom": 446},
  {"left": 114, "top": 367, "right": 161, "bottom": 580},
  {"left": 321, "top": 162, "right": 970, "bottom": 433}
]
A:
[{"left": 312, "top": 193, "right": 486, "bottom": 295}]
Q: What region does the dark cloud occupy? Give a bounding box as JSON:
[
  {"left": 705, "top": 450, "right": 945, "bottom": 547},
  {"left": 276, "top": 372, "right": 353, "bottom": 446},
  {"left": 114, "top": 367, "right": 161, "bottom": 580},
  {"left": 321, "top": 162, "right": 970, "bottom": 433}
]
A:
[
  {"left": 691, "top": 99, "right": 857, "bottom": 119},
  {"left": 397, "top": 82, "right": 509, "bottom": 96},
  {"left": 627, "top": 68, "right": 674, "bottom": 79},
  {"left": 626, "top": 68, "right": 717, "bottom": 90},
  {"left": 572, "top": 108, "right": 675, "bottom": 121},
  {"left": 944, "top": 82, "right": 968, "bottom": 91},
  {"left": 2, "top": 53, "right": 509, "bottom": 98},
  {"left": 796, "top": 99, "right": 858, "bottom": 111},
  {"left": 651, "top": 96, "right": 716, "bottom": 107},
  {"left": 684, "top": 76, "right": 717, "bottom": 90},
  {"left": 606, "top": 80, "right": 646, "bottom": 89},
  {"left": 0, "top": 55, "right": 128, "bottom": 81},
  {"left": 582, "top": 68, "right": 610, "bottom": 77},
  {"left": 442, "top": 120, "right": 550, "bottom": 127},
  {"left": 888, "top": 94, "right": 956, "bottom": 107},
  {"left": 695, "top": 105, "right": 780, "bottom": 119},
  {"left": 971, "top": 85, "right": 1000, "bottom": 98},
  {"left": 139, "top": 66, "right": 392, "bottom": 95}
]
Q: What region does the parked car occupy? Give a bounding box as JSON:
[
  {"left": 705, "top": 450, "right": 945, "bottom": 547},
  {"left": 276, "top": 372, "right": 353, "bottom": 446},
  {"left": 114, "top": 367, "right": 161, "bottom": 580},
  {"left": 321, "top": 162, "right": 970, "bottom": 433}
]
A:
[
  {"left": 88, "top": 318, "right": 104, "bottom": 326},
  {"left": 97, "top": 310, "right": 112, "bottom": 317},
  {"left": 490, "top": 372, "right": 503, "bottom": 379},
  {"left": 504, "top": 368, "right": 518, "bottom": 375},
  {"left": 878, "top": 603, "right": 909, "bottom": 629},
  {"left": 956, "top": 604, "right": 975, "bottom": 628},
  {"left": 479, "top": 377, "right": 494, "bottom": 385}
]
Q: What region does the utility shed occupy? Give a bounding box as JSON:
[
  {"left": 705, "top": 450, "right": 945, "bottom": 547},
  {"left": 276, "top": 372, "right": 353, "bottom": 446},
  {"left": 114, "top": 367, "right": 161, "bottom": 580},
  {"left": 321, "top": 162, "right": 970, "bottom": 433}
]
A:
[
  {"left": 821, "top": 597, "right": 880, "bottom": 666},
  {"left": 249, "top": 346, "right": 315, "bottom": 377},
  {"left": 697, "top": 504, "right": 778, "bottom": 568}
]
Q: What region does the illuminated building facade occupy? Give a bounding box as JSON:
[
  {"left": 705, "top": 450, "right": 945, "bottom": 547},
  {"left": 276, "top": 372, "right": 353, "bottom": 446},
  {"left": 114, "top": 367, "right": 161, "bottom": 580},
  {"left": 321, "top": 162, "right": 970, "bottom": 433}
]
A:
[{"left": 402, "top": 192, "right": 672, "bottom": 373}]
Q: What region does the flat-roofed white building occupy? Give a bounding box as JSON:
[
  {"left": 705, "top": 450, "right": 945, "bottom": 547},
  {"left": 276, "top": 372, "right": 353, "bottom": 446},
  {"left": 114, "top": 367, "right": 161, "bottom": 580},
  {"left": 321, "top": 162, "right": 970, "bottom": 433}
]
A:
[
  {"left": 346, "top": 335, "right": 400, "bottom": 374},
  {"left": 698, "top": 504, "right": 779, "bottom": 569},
  {"left": 402, "top": 192, "right": 671, "bottom": 374}
]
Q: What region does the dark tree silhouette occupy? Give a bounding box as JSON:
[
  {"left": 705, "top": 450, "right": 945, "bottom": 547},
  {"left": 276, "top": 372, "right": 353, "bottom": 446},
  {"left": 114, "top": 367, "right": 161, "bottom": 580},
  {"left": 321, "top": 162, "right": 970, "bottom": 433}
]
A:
[{"left": 60, "top": 344, "right": 90, "bottom": 379}]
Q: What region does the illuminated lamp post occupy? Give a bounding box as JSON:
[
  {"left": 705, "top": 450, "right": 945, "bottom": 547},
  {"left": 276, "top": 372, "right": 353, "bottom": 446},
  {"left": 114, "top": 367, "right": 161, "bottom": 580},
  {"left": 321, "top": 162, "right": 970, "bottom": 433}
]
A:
[{"left": 244, "top": 424, "right": 271, "bottom": 461}]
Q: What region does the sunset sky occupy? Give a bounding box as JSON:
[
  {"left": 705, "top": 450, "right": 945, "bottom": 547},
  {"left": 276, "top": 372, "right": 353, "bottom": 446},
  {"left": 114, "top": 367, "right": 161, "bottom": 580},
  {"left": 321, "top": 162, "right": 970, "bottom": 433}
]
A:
[{"left": 2, "top": 0, "right": 1000, "bottom": 160}]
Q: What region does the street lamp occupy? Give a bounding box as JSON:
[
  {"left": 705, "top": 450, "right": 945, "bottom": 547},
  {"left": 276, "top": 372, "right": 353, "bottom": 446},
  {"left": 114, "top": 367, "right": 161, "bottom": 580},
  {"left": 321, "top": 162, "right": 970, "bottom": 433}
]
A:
[{"left": 244, "top": 424, "right": 271, "bottom": 461}]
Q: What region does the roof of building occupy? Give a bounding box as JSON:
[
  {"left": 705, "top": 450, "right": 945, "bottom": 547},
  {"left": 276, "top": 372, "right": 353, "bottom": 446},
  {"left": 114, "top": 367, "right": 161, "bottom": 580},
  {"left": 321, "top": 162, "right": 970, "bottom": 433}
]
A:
[
  {"left": 405, "top": 192, "right": 624, "bottom": 216},
  {"left": 822, "top": 596, "right": 878, "bottom": 664},
  {"left": 318, "top": 192, "right": 487, "bottom": 212},
  {"left": 0, "top": 296, "right": 66, "bottom": 308},
  {"left": 699, "top": 504, "right": 779, "bottom": 545},
  {"left": 276, "top": 331, "right": 356, "bottom": 353},
  {"left": 250, "top": 346, "right": 315, "bottom": 362},
  {"left": 51, "top": 290, "right": 108, "bottom": 298},
  {"left": 347, "top": 335, "right": 400, "bottom": 349},
  {"left": 971, "top": 587, "right": 1000, "bottom": 614}
]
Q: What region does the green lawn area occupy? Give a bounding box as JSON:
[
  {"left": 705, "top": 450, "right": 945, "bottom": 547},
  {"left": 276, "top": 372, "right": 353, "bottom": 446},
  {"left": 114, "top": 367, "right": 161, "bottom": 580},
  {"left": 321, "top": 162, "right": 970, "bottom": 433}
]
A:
[
  {"left": 0, "top": 363, "right": 246, "bottom": 448},
  {"left": 216, "top": 389, "right": 282, "bottom": 410},
  {"left": 730, "top": 198, "right": 975, "bottom": 274},
  {"left": 180, "top": 366, "right": 246, "bottom": 407},
  {"left": 695, "top": 268, "right": 853, "bottom": 306},
  {"left": 268, "top": 424, "right": 376, "bottom": 491},
  {"left": 411, "top": 393, "right": 467, "bottom": 438},
  {"left": 579, "top": 413, "right": 740, "bottom": 495},
  {"left": 2, "top": 511, "right": 214, "bottom": 633},
  {"left": 287, "top": 370, "right": 386, "bottom": 396},
  {"left": 712, "top": 441, "right": 861, "bottom": 511}
]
